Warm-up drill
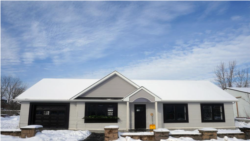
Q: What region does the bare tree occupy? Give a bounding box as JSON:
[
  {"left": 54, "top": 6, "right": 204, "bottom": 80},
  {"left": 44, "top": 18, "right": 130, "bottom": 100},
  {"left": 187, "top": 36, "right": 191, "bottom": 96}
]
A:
[
  {"left": 1, "top": 76, "right": 26, "bottom": 110},
  {"left": 214, "top": 62, "right": 227, "bottom": 89},
  {"left": 226, "top": 61, "right": 236, "bottom": 87},
  {"left": 235, "top": 68, "right": 249, "bottom": 87}
]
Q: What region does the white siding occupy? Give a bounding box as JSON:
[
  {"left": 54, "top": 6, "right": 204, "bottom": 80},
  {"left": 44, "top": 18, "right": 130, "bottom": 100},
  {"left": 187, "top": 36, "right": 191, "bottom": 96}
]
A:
[
  {"left": 225, "top": 89, "right": 250, "bottom": 117},
  {"left": 19, "top": 102, "right": 30, "bottom": 128},
  {"left": 69, "top": 102, "right": 127, "bottom": 130},
  {"left": 158, "top": 102, "right": 235, "bottom": 129}
]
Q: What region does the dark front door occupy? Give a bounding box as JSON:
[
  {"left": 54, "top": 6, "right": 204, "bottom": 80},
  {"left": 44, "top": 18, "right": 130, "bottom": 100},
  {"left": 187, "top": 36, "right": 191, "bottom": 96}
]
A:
[{"left": 134, "top": 104, "right": 146, "bottom": 129}]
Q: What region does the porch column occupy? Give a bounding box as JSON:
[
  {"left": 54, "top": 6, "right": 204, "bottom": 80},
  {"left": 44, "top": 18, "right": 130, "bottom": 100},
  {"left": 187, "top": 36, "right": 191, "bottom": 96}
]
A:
[
  {"left": 155, "top": 101, "right": 158, "bottom": 128},
  {"left": 127, "top": 101, "right": 129, "bottom": 131}
]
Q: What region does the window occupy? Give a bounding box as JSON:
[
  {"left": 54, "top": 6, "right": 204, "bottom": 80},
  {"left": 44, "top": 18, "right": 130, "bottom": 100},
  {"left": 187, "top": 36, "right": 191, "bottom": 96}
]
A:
[
  {"left": 163, "top": 104, "right": 188, "bottom": 123},
  {"left": 201, "top": 104, "right": 225, "bottom": 122},
  {"left": 85, "top": 103, "right": 118, "bottom": 123}
]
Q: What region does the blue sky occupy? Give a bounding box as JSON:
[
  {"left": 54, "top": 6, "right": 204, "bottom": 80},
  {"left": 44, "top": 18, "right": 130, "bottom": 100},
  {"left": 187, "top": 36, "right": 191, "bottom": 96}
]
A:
[{"left": 1, "top": 1, "right": 250, "bottom": 87}]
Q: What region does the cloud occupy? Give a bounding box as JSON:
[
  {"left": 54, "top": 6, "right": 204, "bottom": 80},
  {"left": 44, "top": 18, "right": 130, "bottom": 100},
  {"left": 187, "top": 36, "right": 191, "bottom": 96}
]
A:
[
  {"left": 1, "top": 1, "right": 195, "bottom": 68},
  {"left": 231, "top": 16, "right": 242, "bottom": 21},
  {"left": 83, "top": 27, "right": 250, "bottom": 81}
]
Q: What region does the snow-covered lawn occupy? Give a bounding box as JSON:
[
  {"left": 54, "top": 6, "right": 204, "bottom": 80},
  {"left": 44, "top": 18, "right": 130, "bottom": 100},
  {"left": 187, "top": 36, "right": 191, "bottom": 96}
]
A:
[
  {"left": 1, "top": 115, "right": 20, "bottom": 129},
  {"left": 161, "top": 136, "right": 249, "bottom": 141},
  {"left": 1, "top": 130, "right": 91, "bottom": 141},
  {"left": 1, "top": 116, "right": 91, "bottom": 141}
]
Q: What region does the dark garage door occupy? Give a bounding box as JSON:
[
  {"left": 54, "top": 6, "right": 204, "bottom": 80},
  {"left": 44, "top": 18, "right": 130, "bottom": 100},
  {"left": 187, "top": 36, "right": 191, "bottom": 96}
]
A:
[{"left": 29, "top": 103, "right": 69, "bottom": 129}]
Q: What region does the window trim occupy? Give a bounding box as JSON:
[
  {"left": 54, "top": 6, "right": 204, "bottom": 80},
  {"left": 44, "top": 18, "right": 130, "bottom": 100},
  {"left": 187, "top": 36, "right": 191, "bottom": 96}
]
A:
[
  {"left": 200, "top": 103, "right": 225, "bottom": 122},
  {"left": 163, "top": 104, "right": 189, "bottom": 123},
  {"left": 84, "top": 103, "right": 118, "bottom": 123}
]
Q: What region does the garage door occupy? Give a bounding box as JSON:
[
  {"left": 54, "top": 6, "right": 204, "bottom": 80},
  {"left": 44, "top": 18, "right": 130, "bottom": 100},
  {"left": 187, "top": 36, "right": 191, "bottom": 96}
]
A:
[{"left": 29, "top": 103, "right": 69, "bottom": 129}]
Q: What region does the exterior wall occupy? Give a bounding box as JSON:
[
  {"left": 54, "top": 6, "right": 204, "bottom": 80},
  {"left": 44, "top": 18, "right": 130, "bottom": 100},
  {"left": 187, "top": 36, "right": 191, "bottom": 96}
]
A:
[
  {"left": 225, "top": 89, "right": 250, "bottom": 117},
  {"left": 129, "top": 89, "right": 155, "bottom": 102},
  {"left": 129, "top": 102, "right": 155, "bottom": 129},
  {"left": 158, "top": 102, "right": 235, "bottom": 129},
  {"left": 69, "top": 102, "right": 127, "bottom": 130},
  {"left": 19, "top": 102, "right": 30, "bottom": 128},
  {"left": 78, "top": 75, "right": 137, "bottom": 98}
]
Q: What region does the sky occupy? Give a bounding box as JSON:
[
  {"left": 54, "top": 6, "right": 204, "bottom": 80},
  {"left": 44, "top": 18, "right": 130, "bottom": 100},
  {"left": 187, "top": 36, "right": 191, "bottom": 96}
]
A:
[{"left": 1, "top": 1, "right": 250, "bottom": 87}]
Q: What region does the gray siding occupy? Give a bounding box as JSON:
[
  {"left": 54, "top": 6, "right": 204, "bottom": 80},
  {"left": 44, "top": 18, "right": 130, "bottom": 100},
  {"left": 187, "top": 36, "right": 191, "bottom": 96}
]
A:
[
  {"left": 19, "top": 102, "right": 30, "bottom": 128},
  {"left": 78, "top": 75, "right": 137, "bottom": 98},
  {"left": 69, "top": 102, "right": 127, "bottom": 130},
  {"left": 129, "top": 89, "right": 155, "bottom": 102},
  {"left": 157, "top": 102, "right": 235, "bottom": 129},
  {"left": 225, "top": 89, "right": 250, "bottom": 117},
  {"left": 129, "top": 102, "right": 155, "bottom": 129}
]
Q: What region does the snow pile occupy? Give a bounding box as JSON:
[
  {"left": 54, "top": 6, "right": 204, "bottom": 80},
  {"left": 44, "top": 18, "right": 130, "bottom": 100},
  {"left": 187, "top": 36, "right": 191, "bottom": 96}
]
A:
[
  {"left": 1, "top": 130, "right": 91, "bottom": 141},
  {"left": 21, "top": 125, "right": 43, "bottom": 129},
  {"left": 170, "top": 130, "right": 200, "bottom": 135},
  {"left": 154, "top": 128, "right": 169, "bottom": 132},
  {"left": 114, "top": 136, "right": 141, "bottom": 141},
  {"left": 160, "top": 136, "right": 247, "bottom": 141},
  {"left": 199, "top": 128, "right": 217, "bottom": 131},
  {"left": 120, "top": 132, "right": 154, "bottom": 136},
  {"left": 235, "top": 121, "right": 250, "bottom": 128},
  {"left": 217, "top": 129, "right": 243, "bottom": 134},
  {"left": 0, "top": 116, "right": 20, "bottom": 129},
  {"left": 104, "top": 125, "right": 119, "bottom": 128}
]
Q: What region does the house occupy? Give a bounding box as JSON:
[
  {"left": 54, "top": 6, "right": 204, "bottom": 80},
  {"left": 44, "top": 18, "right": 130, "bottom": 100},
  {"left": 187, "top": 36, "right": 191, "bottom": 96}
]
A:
[
  {"left": 224, "top": 87, "right": 250, "bottom": 118},
  {"left": 15, "top": 71, "right": 238, "bottom": 131}
]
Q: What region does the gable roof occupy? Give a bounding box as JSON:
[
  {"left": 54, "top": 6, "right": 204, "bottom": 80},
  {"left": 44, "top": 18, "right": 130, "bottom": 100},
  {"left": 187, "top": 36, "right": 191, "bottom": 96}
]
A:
[
  {"left": 15, "top": 72, "right": 238, "bottom": 102},
  {"left": 69, "top": 71, "right": 140, "bottom": 100},
  {"left": 123, "top": 86, "right": 161, "bottom": 101},
  {"left": 226, "top": 87, "right": 250, "bottom": 94}
]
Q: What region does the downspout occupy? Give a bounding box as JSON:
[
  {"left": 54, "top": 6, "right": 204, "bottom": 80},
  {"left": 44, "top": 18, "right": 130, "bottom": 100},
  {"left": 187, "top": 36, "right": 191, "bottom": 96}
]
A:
[
  {"left": 155, "top": 102, "right": 158, "bottom": 129},
  {"left": 236, "top": 97, "right": 241, "bottom": 117}
]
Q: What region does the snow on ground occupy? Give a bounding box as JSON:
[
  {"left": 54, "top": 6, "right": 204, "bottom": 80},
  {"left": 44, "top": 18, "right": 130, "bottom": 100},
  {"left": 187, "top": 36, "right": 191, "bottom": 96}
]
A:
[
  {"left": 235, "top": 121, "right": 250, "bottom": 128},
  {"left": 161, "top": 136, "right": 249, "bottom": 141},
  {"left": 170, "top": 130, "right": 200, "bottom": 135},
  {"left": 0, "top": 115, "right": 20, "bottom": 129},
  {"left": 1, "top": 130, "right": 91, "bottom": 141}
]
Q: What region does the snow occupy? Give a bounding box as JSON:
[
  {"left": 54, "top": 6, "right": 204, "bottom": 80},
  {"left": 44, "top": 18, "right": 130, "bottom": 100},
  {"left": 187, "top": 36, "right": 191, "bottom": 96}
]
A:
[
  {"left": 227, "top": 87, "right": 250, "bottom": 93},
  {"left": 170, "top": 130, "right": 200, "bottom": 135},
  {"left": 120, "top": 132, "right": 154, "bottom": 136},
  {"left": 114, "top": 136, "right": 141, "bottom": 141},
  {"left": 104, "top": 125, "right": 119, "bottom": 128},
  {"left": 1, "top": 116, "right": 20, "bottom": 129},
  {"left": 199, "top": 128, "right": 217, "bottom": 131},
  {"left": 21, "top": 125, "right": 43, "bottom": 129},
  {"left": 235, "top": 121, "right": 250, "bottom": 128},
  {"left": 1, "top": 130, "right": 91, "bottom": 141},
  {"left": 160, "top": 136, "right": 248, "bottom": 141},
  {"left": 217, "top": 129, "right": 243, "bottom": 134},
  {"left": 15, "top": 76, "right": 237, "bottom": 102},
  {"left": 1, "top": 129, "right": 21, "bottom": 131},
  {"left": 15, "top": 79, "right": 99, "bottom": 100},
  {"left": 154, "top": 128, "right": 169, "bottom": 132}
]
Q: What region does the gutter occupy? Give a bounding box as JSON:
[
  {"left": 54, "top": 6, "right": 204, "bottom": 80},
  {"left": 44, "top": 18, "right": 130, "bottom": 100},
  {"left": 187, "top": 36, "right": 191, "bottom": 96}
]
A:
[{"left": 13, "top": 99, "right": 124, "bottom": 102}]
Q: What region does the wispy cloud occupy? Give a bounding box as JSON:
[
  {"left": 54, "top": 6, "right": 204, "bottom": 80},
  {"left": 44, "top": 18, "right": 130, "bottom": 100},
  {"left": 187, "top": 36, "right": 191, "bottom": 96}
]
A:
[
  {"left": 84, "top": 26, "right": 250, "bottom": 81},
  {"left": 231, "top": 15, "right": 242, "bottom": 21}
]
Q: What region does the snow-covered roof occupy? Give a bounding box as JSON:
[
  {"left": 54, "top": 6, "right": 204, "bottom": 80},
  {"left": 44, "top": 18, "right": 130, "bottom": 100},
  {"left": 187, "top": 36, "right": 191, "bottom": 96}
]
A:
[
  {"left": 15, "top": 78, "right": 237, "bottom": 102},
  {"left": 226, "top": 87, "right": 250, "bottom": 94},
  {"left": 132, "top": 80, "right": 237, "bottom": 102},
  {"left": 15, "top": 79, "right": 98, "bottom": 100}
]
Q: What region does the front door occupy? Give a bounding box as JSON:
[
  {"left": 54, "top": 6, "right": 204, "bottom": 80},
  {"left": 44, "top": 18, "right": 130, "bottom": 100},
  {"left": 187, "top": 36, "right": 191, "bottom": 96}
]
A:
[{"left": 134, "top": 104, "right": 146, "bottom": 129}]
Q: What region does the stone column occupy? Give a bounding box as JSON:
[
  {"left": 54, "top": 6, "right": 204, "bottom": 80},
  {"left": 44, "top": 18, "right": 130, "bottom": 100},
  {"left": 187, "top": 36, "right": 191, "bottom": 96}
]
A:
[
  {"left": 154, "top": 128, "right": 169, "bottom": 141},
  {"left": 20, "top": 125, "right": 43, "bottom": 138},
  {"left": 239, "top": 127, "right": 250, "bottom": 139},
  {"left": 104, "top": 125, "right": 119, "bottom": 141},
  {"left": 198, "top": 128, "right": 217, "bottom": 140}
]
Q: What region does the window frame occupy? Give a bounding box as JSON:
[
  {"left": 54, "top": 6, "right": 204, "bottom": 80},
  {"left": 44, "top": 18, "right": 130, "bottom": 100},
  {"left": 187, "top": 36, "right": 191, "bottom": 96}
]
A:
[
  {"left": 163, "top": 104, "right": 189, "bottom": 123},
  {"left": 84, "top": 103, "right": 118, "bottom": 123},
  {"left": 200, "top": 103, "right": 225, "bottom": 122}
]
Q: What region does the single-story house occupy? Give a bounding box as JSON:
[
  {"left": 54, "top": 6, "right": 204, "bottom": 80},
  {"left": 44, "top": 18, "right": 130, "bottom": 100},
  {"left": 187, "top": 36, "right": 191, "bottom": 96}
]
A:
[
  {"left": 15, "top": 71, "right": 238, "bottom": 131},
  {"left": 224, "top": 87, "right": 250, "bottom": 118}
]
